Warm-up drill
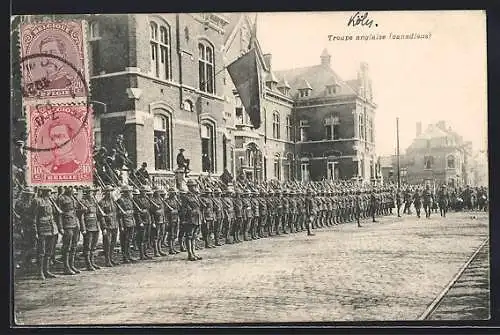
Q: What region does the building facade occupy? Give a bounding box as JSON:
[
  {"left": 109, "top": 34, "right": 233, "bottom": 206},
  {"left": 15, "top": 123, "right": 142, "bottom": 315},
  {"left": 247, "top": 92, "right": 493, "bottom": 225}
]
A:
[
  {"left": 380, "top": 121, "right": 473, "bottom": 187},
  {"left": 12, "top": 13, "right": 378, "bottom": 183}
]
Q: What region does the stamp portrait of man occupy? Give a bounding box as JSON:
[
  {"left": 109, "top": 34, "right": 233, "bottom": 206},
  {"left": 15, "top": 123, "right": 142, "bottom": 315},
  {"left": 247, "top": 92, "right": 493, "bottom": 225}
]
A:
[
  {"left": 38, "top": 36, "right": 74, "bottom": 90},
  {"left": 44, "top": 121, "right": 80, "bottom": 174}
]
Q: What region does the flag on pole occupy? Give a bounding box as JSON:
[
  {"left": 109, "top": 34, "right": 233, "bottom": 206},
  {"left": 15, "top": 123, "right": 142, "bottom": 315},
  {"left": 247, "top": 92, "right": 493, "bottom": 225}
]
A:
[{"left": 227, "top": 48, "right": 262, "bottom": 129}]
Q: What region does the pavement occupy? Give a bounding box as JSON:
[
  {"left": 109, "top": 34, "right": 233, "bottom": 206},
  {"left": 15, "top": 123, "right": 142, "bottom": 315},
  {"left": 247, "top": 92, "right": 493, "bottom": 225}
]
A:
[{"left": 13, "top": 211, "right": 489, "bottom": 325}]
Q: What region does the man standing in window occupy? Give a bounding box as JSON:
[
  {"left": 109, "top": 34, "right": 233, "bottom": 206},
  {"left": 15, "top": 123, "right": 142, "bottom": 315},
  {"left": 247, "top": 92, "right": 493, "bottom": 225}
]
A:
[{"left": 176, "top": 148, "right": 190, "bottom": 175}]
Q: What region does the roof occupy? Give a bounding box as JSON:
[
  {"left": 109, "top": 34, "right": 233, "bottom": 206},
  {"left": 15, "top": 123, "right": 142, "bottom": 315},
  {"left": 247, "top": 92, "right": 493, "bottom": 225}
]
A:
[
  {"left": 223, "top": 13, "right": 244, "bottom": 45},
  {"left": 265, "top": 71, "right": 278, "bottom": 83},
  {"left": 277, "top": 76, "right": 291, "bottom": 88},
  {"left": 274, "top": 64, "right": 357, "bottom": 99},
  {"left": 416, "top": 124, "right": 449, "bottom": 140}
]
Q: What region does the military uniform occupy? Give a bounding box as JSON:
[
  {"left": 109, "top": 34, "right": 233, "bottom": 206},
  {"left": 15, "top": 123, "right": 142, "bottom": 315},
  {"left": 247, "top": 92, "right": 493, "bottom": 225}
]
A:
[
  {"left": 201, "top": 190, "right": 215, "bottom": 248},
  {"left": 423, "top": 187, "right": 434, "bottom": 218},
  {"left": 413, "top": 190, "right": 422, "bottom": 218},
  {"left": 233, "top": 191, "right": 244, "bottom": 242},
  {"left": 258, "top": 191, "right": 268, "bottom": 238},
  {"left": 135, "top": 187, "right": 152, "bottom": 260},
  {"left": 250, "top": 191, "right": 260, "bottom": 239},
  {"left": 98, "top": 186, "right": 120, "bottom": 266},
  {"left": 14, "top": 188, "right": 37, "bottom": 271},
  {"left": 164, "top": 188, "right": 181, "bottom": 254},
  {"left": 304, "top": 190, "right": 316, "bottom": 236},
  {"left": 437, "top": 186, "right": 449, "bottom": 217},
  {"left": 266, "top": 192, "right": 276, "bottom": 236},
  {"left": 79, "top": 188, "right": 101, "bottom": 271},
  {"left": 180, "top": 180, "right": 203, "bottom": 261},
  {"left": 33, "top": 187, "right": 59, "bottom": 280},
  {"left": 117, "top": 185, "right": 137, "bottom": 263},
  {"left": 150, "top": 188, "right": 167, "bottom": 257},
  {"left": 58, "top": 189, "right": 81, "bottom": 275},
  {"left": 370, "top": 191, "right": 378, "bottom": 222},
  {"left": 213, "top": 189, "right": 224, "bottom": 246},
  {"left": 288, "top": 192, "right": 297, "bottom": 233},
  {"left": 222, "top": 190, "right": 235, "bottom": 244}
]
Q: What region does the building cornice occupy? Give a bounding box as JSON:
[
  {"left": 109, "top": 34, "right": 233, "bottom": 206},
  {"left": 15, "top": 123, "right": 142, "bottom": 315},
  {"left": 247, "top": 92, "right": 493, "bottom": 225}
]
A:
[{"left": 90, "top": 69, "right": 225, "bottom": 102}]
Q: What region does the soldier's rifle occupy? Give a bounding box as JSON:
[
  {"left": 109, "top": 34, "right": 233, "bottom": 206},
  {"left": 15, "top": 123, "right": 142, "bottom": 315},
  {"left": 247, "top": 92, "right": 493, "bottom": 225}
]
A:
[
  {"left": 91, "top": 194, "right": 107, "bottom": 218},
  {"left": 48, "top": 195, "right": 63, "bottom": 215}
]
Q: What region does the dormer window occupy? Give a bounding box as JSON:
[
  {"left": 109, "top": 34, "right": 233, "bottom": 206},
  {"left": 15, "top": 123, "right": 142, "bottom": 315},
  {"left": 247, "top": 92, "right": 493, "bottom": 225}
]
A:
[
  {"left": 299, "top": 89, "right": 310, "bottom": 97},
  {"left": 326, "top": 84, "right": 338, "bottom": 95}
]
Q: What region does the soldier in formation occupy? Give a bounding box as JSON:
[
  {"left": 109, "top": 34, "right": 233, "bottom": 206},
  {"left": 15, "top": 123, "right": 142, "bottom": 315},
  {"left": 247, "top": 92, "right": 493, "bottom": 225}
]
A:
[{"left": 15, "top": 175, "right": 487, "bottom": 280}]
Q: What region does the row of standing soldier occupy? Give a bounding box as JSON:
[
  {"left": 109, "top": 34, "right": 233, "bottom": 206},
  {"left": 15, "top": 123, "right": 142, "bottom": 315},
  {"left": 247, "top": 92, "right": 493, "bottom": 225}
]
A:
[{"left": 13, "top": 180, "right": 396, "bottom": 280}]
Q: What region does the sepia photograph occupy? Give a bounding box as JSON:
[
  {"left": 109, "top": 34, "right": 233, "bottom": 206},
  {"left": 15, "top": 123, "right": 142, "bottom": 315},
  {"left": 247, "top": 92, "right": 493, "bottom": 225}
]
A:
[{"left": 10, "top": 10, "right": 489, "bottom": 325}]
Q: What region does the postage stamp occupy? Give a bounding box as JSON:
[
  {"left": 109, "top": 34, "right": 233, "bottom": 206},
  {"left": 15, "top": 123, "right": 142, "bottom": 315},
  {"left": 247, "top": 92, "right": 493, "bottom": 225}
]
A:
[
  {"left": 26, "top": 103, "right": 94, "bottom": 186},
  {"left": 19, "top": 20, "right": 88, "bottom": 100}
]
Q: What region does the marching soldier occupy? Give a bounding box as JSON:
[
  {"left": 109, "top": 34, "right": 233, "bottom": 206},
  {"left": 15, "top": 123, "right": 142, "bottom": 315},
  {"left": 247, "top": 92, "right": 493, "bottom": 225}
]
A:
[
  {"left": 437, "top": 185, "right": 449, "bottom": 218},
  {"left": 396, "top": 188, "right": 403, "bottom": 217},
  {"left": 212, "top": 188, "right": 224, "bottom": 246},
  {"left": 78, "top": 186, "right": 101, "bottom": 271},
  {"left": 98, "top": 185, "right": 121, "bottom": 266},
  {"left": 200, "top": 189, "right": 215, "bottom": 249},
  {"left": 180, "top": 179, "right": 203, "bottom": 261},
  {"left": 297, "top": 189, "right": 306, "bottom": 231},
  {"left": 288, "top": 190, "right": 297, "bottom": 233},
  {"left": 413, "top": 188, "right": 422, "bottom": 219},
  {"left": 150, "top": 186, "right": 167, "bottom": 257},
  {"left": 117, "top": 185, "right": 137, "bottom": 263},
  {"left": 423, "top": 185, "right": 434, "bottom": 219},
  {"left": 242, "top": 190, "right": 253, "bottom": 240},
  {"left": 403, "top": 188, "right": 413, "bottom": 215},
  {"left": 57, "top": 186, "right": 81, "bottom": 275},
  {"left": 164, "top": 187, "right": 181, "bottom": 254},
  {"left": 33, "top": 186, "right": 60, "bottom": 280},
  {"left": 14, "top": 187, "right": 37, "bottom": 272}
]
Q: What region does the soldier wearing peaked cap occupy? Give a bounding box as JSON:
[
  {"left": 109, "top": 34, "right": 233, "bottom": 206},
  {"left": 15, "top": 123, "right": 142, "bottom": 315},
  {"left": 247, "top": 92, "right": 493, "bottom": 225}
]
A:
[
  {"left": 200, "top": 188, "right": 215, "bottom": 249},
  {"left": 78, "top": 186, "right": 101, "bottom": 271},
  {"left": 248, "top": 191, "right": 259, "bottom": 239},
  {"left": 164, "top": 187, "right": 181, "bottom": 254},
  {"left": 98, "top": 185, "right": 120, "bottom": 267},
  {"left": 232, "top": 188, "right": 244, "bottom": 242},
  {"left": 222, "top": 188, "right": 235, "bottom": 244},
  {"left": 14, "top": 187, "right": 37, "bottom": 273},
  {"left": 150, "top": 186, "right": 167, "bottom": 257},
  {"left": 304, "top": 189, "right": 316, "bottom": 236},
  {"left": 32, "top": 186, "right": 60, "bottom": 280},
  {"left": 258, "top": 189, "right": 268, "bottom": 238},
  {"left": 117, "top": 185, "right": 138, "bottom": 263},
  {"left": 212, "top": 188, "right": 224, "bottom": 246},
  {"left": 135, "top": 186, "right": 153, "bottom": 260},
  {"left": 57, "top": 186, "right": 82, "bottom": 275},
  {"left": 180, "top": 179, "right": 203, "bottom": 261}
]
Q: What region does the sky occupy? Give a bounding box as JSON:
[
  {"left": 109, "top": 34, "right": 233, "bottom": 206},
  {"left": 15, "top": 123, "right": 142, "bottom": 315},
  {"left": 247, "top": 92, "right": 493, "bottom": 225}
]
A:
[{"left": 255, "top": 10, "right": 487, "bottom": 156}]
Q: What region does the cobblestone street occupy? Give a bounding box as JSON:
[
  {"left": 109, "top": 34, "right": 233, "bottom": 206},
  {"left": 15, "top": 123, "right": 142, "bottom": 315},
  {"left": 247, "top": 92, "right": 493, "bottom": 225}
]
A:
[{"left": 14, "top": 211, "right": 489, "bottom": 325}]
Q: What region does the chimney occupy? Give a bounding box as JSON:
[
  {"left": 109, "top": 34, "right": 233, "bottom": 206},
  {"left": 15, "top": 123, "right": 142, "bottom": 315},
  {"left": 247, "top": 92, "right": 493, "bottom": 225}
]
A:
[
  {"left": 416, "top": 122, "right": 422, "bottom": 137},
  {"left": 320, "top": 48, "right": 331, "bottom": 66},
  {"left": 263, "top": 53, "right": 272, "bottom": 70}
]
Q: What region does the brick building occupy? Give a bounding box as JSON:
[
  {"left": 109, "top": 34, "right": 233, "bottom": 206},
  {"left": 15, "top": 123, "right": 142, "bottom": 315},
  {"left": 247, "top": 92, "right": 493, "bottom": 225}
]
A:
[
  {"left": 12, "top": 13, "right": 378, "bottom": 183},
  {"left": 380, "top": 121, "right": 473, "bottom": 187}
]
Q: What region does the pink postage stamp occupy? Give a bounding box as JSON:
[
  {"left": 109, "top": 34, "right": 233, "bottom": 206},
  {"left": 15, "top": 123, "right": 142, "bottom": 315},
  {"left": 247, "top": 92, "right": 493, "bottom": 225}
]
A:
[
  {"left": 20, "top": 20, "right": 87, "bottom": 100},
  {"left": 27, "top": 104, "right": 94, "bottom": 186}
]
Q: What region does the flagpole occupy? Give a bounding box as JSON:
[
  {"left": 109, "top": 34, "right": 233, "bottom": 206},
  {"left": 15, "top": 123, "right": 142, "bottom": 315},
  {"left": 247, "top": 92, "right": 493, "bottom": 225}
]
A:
[{"left": 396, "top": 117, "right": 401, "bottom": 191}]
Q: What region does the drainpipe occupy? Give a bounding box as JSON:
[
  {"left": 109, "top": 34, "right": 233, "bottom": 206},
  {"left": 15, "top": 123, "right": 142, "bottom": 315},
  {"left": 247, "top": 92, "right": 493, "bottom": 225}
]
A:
[{"left": 176, "top": 14, "right": 184, "bottom": 108}]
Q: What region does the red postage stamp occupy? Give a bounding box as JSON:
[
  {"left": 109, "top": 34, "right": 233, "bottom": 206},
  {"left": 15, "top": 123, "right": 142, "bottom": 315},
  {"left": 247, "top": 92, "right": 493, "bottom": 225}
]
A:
[
  {"left": 27, "top": 104, "right": 94, "bottom": 186},
  {"left": 19, "top": 20, "right": 88, "bottom": 100}
]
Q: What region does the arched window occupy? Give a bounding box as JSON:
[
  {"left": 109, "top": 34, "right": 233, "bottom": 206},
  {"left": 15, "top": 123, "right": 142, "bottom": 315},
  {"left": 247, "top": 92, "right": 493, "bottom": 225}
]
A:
[
  {"left": 150, "top": 20, "right": 171, "bottom": 80},
  {"left": 272, "top": 111, "right": 280, "bottom": 139},
  {"left": 447, "top": 155, "right": 455, "bottom": 169},
  {"left": 199, "top": 41, "right": 215, "bottom": 93},
  {"left": 201, "top": 122, "right": 216, "bottom": 173},
  {"left": 183, "top": 100, "right": 193, "bottom": 112},
  {"left": 153, "top": 113, "right": 172, "bottom": 170}
]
